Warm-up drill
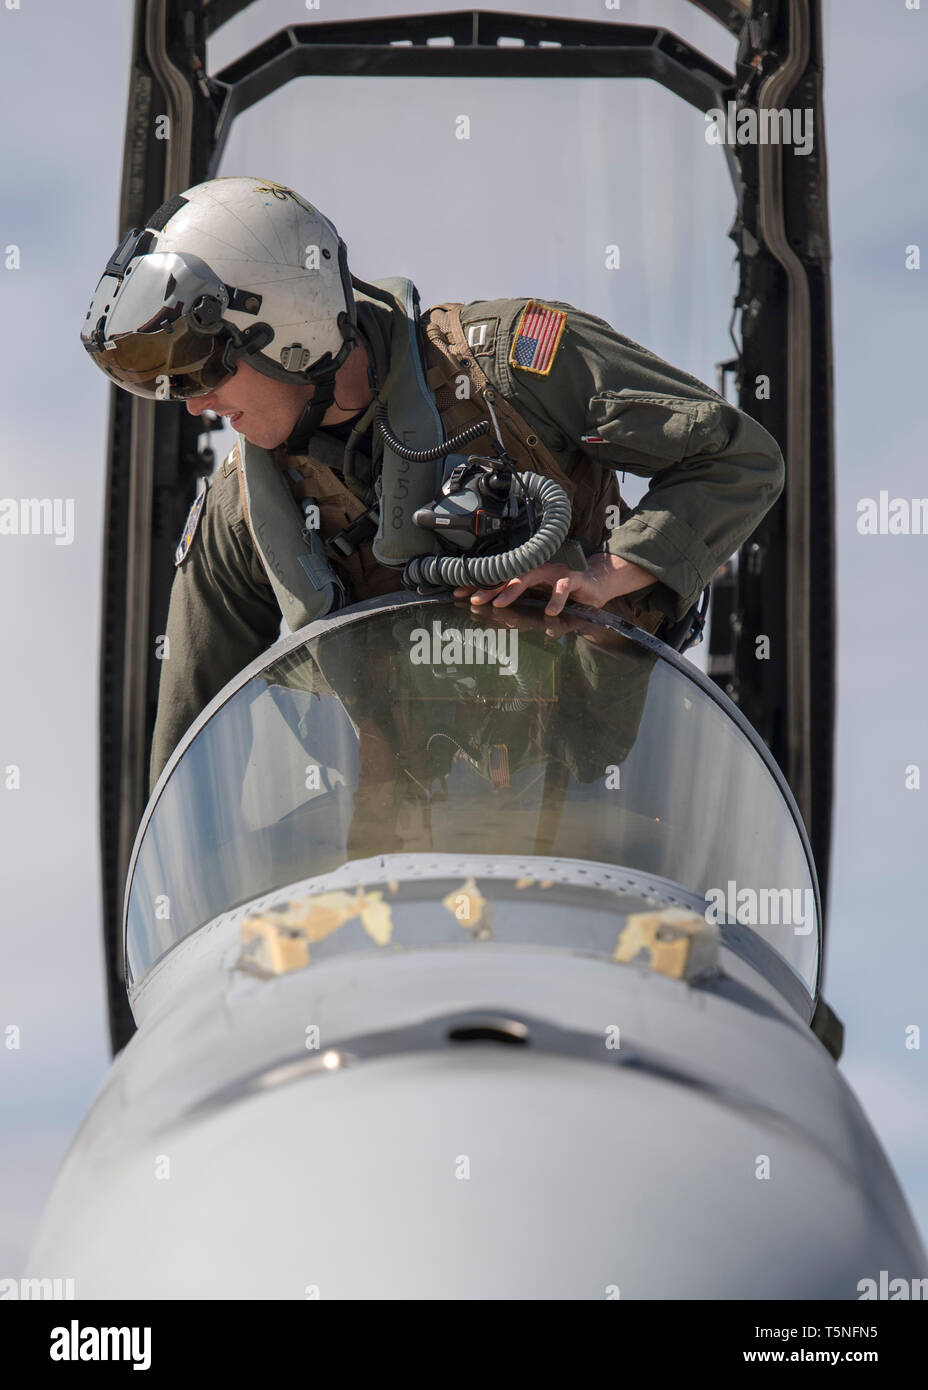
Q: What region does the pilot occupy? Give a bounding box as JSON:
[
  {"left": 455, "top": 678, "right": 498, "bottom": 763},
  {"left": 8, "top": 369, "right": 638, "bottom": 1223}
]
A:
[{"left": 80, "top": 176, "right": 785, "bottom": 794}]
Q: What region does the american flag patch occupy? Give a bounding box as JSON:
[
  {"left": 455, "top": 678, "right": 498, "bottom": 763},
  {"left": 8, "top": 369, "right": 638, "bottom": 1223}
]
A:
[
  {"left": 488, "top": 743, "right": 510, "bottom": 789},
  {"left": 509, "top": 301, "right": 567, "bottom": 376}
]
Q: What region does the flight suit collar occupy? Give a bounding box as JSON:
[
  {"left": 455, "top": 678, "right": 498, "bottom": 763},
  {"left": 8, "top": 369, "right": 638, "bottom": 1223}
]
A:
[{"left": 355, "top": 296, "right": 393, "bottom": 386}]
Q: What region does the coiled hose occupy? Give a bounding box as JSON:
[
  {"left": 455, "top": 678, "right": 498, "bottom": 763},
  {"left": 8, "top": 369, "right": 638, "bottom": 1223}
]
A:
[
  {"left": 404, "top": 471, "right": 571, "bottom": 590},
  {"left": 375, "top": 400, "right": 572, "bottom": 589},
  {"left": 375, "top": 401, "right": 491, "bottom": 461}
]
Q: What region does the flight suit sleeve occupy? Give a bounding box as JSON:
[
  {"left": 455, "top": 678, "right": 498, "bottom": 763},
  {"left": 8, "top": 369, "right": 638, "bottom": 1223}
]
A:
[
  {"left": 148, "top": 457, "right": 281, "bottom": 794},
  {"left": 505, "top": 304, "right": 786, "bottom": 622}
]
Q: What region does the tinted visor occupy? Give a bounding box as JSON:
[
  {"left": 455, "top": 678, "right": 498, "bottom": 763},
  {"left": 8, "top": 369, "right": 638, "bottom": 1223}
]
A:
[
  {"left": 81, "top": 249, "right": 238, "bottom": 400},
  {"left": 84, "top": 320, "right": 235, "bottom": 400}
]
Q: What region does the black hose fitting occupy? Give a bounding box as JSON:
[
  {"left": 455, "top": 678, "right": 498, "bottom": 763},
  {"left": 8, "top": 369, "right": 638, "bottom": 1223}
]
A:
[{"left": 403, "top": 472, "right": 571, "bottom": 590}]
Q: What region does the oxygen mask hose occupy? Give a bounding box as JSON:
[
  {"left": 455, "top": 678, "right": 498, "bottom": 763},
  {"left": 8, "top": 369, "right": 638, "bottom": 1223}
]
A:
[
  {"left": 374, "top": 400, "right": 572, "bottom": 589},
  {"left": 404, "top": 471, "right": 570, "bottom": 590},
  {"left": 375, "top": 401, "right": 492, "bottom": 461}
]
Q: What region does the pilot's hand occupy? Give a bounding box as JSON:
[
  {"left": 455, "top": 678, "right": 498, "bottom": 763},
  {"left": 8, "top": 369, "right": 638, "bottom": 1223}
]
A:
[
  {"left": 453, "top": 599, "right": 634, "bottom": 650},
  {"left": 454, "top": 553, "right": 656, "bottom": 617}
]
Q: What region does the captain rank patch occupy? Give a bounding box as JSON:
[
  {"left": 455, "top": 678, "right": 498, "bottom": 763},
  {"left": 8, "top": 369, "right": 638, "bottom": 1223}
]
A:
[
  {"left": 509, "top": 301, "right": 568, "bottom": 376},
  {"left": 463, "top": 316, "right": 499, "bottom": 357}
]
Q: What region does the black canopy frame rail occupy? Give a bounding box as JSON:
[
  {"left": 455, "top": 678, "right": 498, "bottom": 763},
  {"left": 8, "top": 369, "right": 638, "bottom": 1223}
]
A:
[{"left": 100, "top": 0, "right": 833, "bottom": 1055}]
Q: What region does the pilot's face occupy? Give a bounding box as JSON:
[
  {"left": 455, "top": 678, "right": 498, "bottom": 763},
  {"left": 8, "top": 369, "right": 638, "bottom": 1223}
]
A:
[{"left": 185, "top": 360, "right": 313, "bottom": 449}]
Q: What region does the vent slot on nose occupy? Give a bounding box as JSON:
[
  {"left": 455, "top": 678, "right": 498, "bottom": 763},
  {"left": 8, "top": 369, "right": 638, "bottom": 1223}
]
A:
[{"left": 447, "top": 1018, "right": 530, "bottom": 1046}]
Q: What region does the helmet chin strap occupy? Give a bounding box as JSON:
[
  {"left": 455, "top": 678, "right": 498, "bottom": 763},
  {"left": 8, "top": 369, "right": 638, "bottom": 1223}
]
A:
[
  {"left": 283, "top": 368, "right": 338, "bottom": 453},
  {"left": 282, "top": 330, "right": 374, "bottom": 453}
]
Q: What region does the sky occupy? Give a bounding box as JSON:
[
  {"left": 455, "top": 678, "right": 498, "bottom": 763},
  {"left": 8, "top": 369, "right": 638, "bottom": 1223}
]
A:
[{"left": 0, "top": 0, "right": 925, "bottom": 1280}]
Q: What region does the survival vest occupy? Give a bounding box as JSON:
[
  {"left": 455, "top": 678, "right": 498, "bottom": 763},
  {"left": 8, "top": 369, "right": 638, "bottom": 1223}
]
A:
[{"left": 231, "top": 278, "right": 661, "bottom": 634}]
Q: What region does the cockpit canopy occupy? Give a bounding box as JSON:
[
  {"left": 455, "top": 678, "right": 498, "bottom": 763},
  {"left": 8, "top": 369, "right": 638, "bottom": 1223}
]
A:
[{"left": 126, "top": 599, "right": 820, "bottom": 992}]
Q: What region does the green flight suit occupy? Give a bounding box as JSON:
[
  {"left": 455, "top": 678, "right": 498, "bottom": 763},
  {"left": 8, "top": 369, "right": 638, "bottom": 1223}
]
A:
[
  {"left": 452, "top": 298, "right": 785, "bottom": 619},
  {"left": 149, "top": 291, "right": 784, "bottom": 793}
]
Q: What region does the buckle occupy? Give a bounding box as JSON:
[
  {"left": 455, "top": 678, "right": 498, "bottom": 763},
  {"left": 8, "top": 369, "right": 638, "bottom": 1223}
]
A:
[{"left": 326, "top": 505, "right": 379, "bottom": 559}]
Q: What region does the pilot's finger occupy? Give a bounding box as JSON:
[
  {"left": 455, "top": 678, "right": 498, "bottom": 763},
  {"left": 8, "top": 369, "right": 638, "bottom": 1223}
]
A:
[
  {"left": 490, "top": 576, "right": 534, "bottom": 608},
  {"left": 467, "top": 583, "right": 513, "bottom": 606},
  {"left": 490, "top": 564, "right": 568, "bottom": 608},
  {"left": 543, "top": 575, "right": 575, "bottom": 616}
]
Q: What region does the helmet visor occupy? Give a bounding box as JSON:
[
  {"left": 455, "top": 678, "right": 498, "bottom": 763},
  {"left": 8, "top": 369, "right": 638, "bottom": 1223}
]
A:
[
  {"left": 84, "top": 319, "right": 235, "bottom": 400},
  {"left": 81, "top": 249, "right": 238, "bottom": 400}
]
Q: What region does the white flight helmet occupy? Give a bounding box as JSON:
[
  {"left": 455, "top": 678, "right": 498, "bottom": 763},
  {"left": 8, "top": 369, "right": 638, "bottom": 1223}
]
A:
[{"left": 81, "top": 176, "right": 358, "bottom": 403}]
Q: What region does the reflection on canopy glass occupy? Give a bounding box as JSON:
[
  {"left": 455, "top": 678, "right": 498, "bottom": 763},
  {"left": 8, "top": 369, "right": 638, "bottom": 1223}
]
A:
[{"left": 127, "top": 603, "right": 818, "bottom": 989}]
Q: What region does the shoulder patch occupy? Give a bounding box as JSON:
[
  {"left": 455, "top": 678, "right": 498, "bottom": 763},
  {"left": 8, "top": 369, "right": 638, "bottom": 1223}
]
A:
[
  {"left": 174, "top": 477, "right": 208, "bottom": 566},
  {"left": 508, "top": 301, "right": 568, "bottom": 376}
]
